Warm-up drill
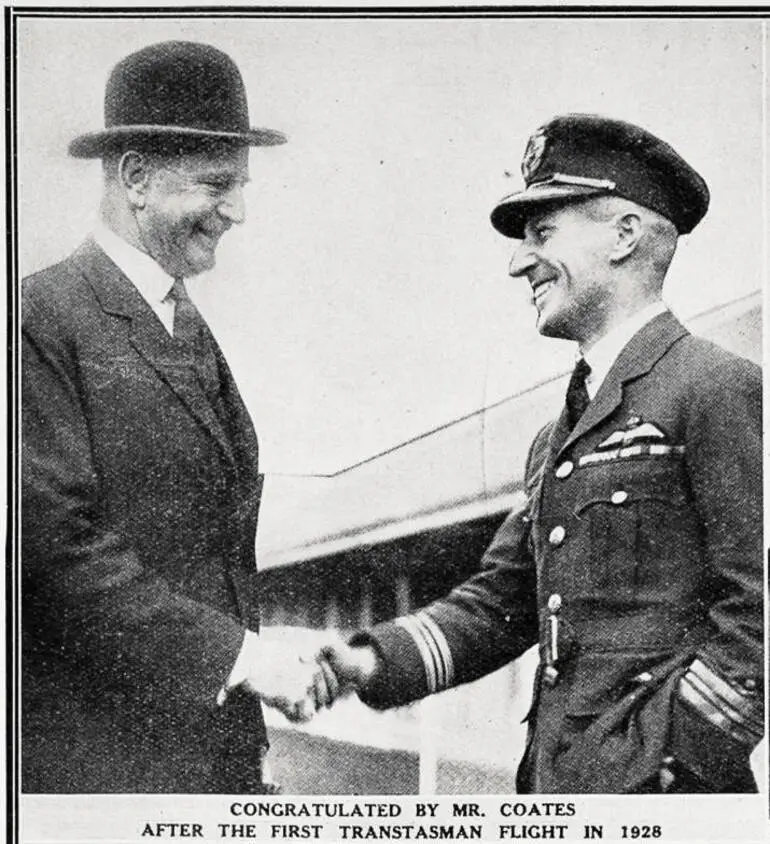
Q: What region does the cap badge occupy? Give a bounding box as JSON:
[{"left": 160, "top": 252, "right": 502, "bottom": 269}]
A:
[{"left": 521, "top": 129, "right": 547, "bottom": 183}]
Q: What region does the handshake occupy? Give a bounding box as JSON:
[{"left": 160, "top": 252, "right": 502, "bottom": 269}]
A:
[{"left": 230, "top": 633, "right": 381, "bottom": 723}]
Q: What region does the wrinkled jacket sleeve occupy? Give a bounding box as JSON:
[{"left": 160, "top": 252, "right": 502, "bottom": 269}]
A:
[{"left": 353, "top": 426, "right": 549, "bottom": 709}]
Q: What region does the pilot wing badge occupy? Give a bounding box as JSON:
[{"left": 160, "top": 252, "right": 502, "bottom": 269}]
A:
[
  {"left": 581, "top": 420, "right": 683, "bottom": 467},
  {"left": 597, "top": 421, "right": 667, "bottom": 450}
]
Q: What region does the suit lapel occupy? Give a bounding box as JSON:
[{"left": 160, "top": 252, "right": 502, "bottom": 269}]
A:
[
  {"left": 130, "top": 319, "right": 236, "bottom": 466},
  {"left": 74, "top": 239, "right": 235, "bottom": 466},
  {"left": 204, "top": 323, "right": 259, "bottom": 481},
  {"left": 556, "top": 311, "right": 688, "bottom": 457}
]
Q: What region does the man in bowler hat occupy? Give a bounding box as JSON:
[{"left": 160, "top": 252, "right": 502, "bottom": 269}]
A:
[
  {"left": 21, "top": 41, "right": 337, "bottom": 793},
  {"left": 320, "top": 115, "right": 764, "bottom": 793}
]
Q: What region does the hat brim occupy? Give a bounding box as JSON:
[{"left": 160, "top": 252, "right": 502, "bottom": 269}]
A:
[
  {"left": 68, "top": 124, "right": 287, "bottom": 158},
  {"left": 490, "top": 183, "right": 610, "bottom": 239}
]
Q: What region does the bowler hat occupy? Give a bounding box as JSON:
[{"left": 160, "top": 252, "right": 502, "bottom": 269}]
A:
[
  {"left": 490, "top": 114, "right": 709, "bottom": 238},
  {"left": 69, "top": 40, "right": 286, "bottom": 157}
]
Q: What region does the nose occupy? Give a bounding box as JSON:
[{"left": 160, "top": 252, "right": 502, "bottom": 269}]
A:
[
  {"left": 508, "top": 240, "right": 538, "bottom": 279},
  {"left": 218, "top": 184, "right": 246, "bottom": 225}
]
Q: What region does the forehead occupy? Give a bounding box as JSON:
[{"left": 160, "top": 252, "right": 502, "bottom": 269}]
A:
[
  {"left": 524, "top": 201, "right": 592, "bottom": 233},
  {"left": 166, "top": 145, "right": 250, "bottom": 179},
  {"left": 524, "top": 199, "right": 595, "bottom": 237}
]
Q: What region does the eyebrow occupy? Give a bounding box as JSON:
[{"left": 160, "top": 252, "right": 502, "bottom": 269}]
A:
[
  {"left": 524, "top": 216, "right": 554, "bottom": 235},
  {"left": 196, "top": 171, "right": 251, "bottom": 186}
]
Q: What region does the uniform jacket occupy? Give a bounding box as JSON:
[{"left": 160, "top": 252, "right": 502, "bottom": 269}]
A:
[
  {"left": 22, "top": 239, "right": 266, "bottom": 793},
  {"left": 358, "top": 312, "right": 764, "bottom": 793}
]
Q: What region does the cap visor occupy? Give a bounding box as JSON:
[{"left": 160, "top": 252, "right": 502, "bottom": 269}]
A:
[
  {"left": 490, "top": 183, "right": 607, "bottom": 238},
  {"left": 68, "top": 124, "right": 287, "bottom": 158}
]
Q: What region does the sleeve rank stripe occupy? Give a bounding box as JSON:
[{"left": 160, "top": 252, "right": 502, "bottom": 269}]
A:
[
  {"left": 682, "top": 672, "right": 756, "bottom": 729},
  {"left": 411, "top": 614, "right": 445, "bottom": 692},
  {"left": 418, "top": 610, "right": 455, "bottom": 690},
  {"left": 411, "top": 612, "right": 448, "bottom": 691},
  {"left": 678, "top": 678, "right": 761, "bottom": 745},
  {"left": 686, "top": 659, "right": 764, "bottom": 731},
  {"left": 395, "top": 616, "right": 440, "bottom": 694}
]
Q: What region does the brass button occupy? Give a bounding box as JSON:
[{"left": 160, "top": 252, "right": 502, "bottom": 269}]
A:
[
  {"left": 547, "top": 593, "right": 562, "bottom": 614},
  {"left": 610, "top": 490, "right": 628, "bottom": 505},
  {"left": 549, "top": 525, "right": 566, "bottom": 546},
  {"left": 743, "top": 678, "right": 758, "bottom": 692},
  {"left": 555, "top": 461, "right": 574, "bottom": 479},
  {"left": 634, "top": 671, "right": 653, "bottom": 683}
]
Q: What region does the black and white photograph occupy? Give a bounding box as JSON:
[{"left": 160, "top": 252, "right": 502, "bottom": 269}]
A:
[{"left": 6, "top": 5, "right": 768, "bottom": 843}]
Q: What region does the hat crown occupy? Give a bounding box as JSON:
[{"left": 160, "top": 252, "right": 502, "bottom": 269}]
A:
[
  {"left": 105, "top": 41, "right": 250, "bottom": 134},
  {"left": 491, "top": 113, "right": 710, "bottom": 238},
  {"left": 69, "top": 39, "right": 286, "bottom": 157}
]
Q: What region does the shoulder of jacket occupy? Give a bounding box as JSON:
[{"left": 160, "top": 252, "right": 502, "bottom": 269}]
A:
[
  {"left": 23, "top": 249, "right": 83, "bottom": 296},
  {"left": 530, "top": 419, "right": 555, "bottom": 458},
  {"left": 22, "top": 250, "right": 95, "bottom": 328},
  {"left": 523, "top": 419, "right": 556, "bottom": 494},
  {"left": 667, "top": 332, "right": 761, "bottom": 384}
]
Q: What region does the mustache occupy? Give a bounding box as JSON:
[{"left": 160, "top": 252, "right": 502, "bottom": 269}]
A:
[{"left": 197, "top": 221, "right": 231, "bottom": 239}]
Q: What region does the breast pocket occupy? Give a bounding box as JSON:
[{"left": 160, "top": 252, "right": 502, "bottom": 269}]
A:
[{"left": 570, "top": 458, "right": 697, "bottom": 598}]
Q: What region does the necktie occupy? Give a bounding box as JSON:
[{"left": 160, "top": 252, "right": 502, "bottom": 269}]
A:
[
  {"left": 169, "top": 278, "right": 200, "bottom": 345},
  {"left": 565, "top": 357, "right": 592, "bottom": 431},
  {"left": 168, "top": 278, "right": 221, "bottom": 400}
]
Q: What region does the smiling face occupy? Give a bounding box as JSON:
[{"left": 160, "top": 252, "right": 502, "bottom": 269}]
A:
[
  {"left": 508, "top": 200, "right": 620, "bottom": 345},
  {"left": 136, "top": 144, "right": 250, "bottom": 278}
]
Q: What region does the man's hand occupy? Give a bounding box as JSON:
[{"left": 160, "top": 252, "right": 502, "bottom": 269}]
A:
[
  {"left": 318, "top": 640, "right": 380, "bottom": 693},
  {"left": 228, "top": 634, "right": 340, "bottom": 722}
]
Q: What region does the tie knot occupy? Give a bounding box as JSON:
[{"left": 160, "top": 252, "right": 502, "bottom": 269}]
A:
[
  {"left": 565, "top": 357, "right": 592, "bottom": 431},
  {"left": 573, "top": 357, "right": 592, "bottom": 380},
  {"left": 169, "top": 277, "right": 190, "bottom": 304}
]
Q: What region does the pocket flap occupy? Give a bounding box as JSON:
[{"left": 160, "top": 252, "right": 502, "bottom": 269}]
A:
[{"left": 573, "top": 460, "right": 688, "bottom": 516}]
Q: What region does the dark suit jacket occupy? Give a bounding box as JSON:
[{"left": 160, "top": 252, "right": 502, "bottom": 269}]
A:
[
  {"left": 22, "top": 239, "right": 266, "bottom": 793},
  {"left": 358, "top": 312, "right": 764, "bottom": 793}
]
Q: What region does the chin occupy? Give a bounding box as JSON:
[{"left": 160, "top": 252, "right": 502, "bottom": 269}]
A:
[
  {"left": 535, "top": 308, "right": 556, "bottom": 336},
  {"left": 186, "top": 253, "right": 216, "bottom": 277},
  {"left": 536, "top": 313, "right": 571, "bottom": 340},
  {"left": 537, "top": 324, "right": 561, "bottom": 339}
]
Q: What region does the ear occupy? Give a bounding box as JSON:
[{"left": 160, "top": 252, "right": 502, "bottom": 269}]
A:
[
  {"left": 609, "top": 211, "right": 643, "bottom": 263},
  {"left": 118, "top": 151, "right": 153, "bottom": 209}
]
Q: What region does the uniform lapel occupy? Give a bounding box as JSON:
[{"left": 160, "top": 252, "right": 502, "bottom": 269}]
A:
[
  {"left": 74, "top": 239, "right": 235, "bottom": 466},
  {"left": 556, "top": 312, "right": 688, "bottom": 457}
]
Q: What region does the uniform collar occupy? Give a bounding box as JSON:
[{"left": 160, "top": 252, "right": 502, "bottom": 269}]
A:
[
  {"left": 581, "top": 301, "right": 668, "bottom": 399},
  {"left": 94, "top": 222, "right": 176, "bottom": 307}
]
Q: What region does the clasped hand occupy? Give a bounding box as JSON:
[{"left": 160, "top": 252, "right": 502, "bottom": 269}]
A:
[{"left": 240, "top": 636, "right": 379, "bottom": 723}]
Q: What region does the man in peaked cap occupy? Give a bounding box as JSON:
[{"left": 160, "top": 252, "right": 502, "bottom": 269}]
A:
[
  {"left": 320, "top": 114, "right": 764, "bottom": 793},
  {"left": 22, "top": 41, "right": 338, "bottom": 793}
]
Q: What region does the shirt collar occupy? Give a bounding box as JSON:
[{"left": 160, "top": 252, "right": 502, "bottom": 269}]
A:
[
  {"left": 94, "top": 222, "right": 176, "bottom": 305},
  {"left": 581, "top": 301, "right": 668, "bottom": 398}
]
